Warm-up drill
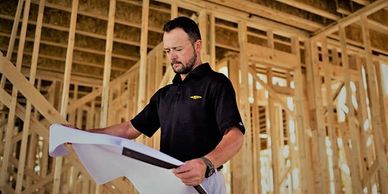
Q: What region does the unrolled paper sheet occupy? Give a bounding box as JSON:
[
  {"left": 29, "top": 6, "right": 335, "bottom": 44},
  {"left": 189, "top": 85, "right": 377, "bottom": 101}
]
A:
[{"left": 49, "top": 123, "right": 202, "bottom": 194}]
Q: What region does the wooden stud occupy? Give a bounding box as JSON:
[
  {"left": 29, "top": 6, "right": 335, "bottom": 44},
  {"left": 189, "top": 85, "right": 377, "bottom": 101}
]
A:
[
  {"left": 360, "top": 15, "right": 388, "bottom": 194},
  {"left": 209, "top": 14, "right": 216, "bottom": 68},
  {"left": 267, "top": 68, "right": 281, "bottom": 194},
  {"left": 0, "top": 0, "right": 31, "bottom": 188},
  {"left": 15, "top": 0, "right": 45, "bottom": 193},
  {"left": 232, "top": 20, "right": 254, "bottom": 194},
  {"left": 339, "top": 25, "right": 363, "bottom": 194},
  {"left": 291, "top": 36, "right": 314, "bottom": 194},
  {"left": 321, "top": 38, "right": 342, "bottom": 194},
  {"left": 99, "top": 0, "right": 116, "bottom": 129},
  {"left": 375, "top": 61, "right": 388, "bottom": 152},
  {"left": 52, "top": 0, "right": 79, "bottom": 193},
  {"left": 137, "top": 0, "right": 150, "bottom": 113},
  {"left": 0, "top": 0, "right": 24, "bottom": 94}
]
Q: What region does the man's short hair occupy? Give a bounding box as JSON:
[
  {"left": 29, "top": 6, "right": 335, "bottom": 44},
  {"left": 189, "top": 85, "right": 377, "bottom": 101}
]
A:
[{"left": 163, "top": 16, "right": 202, "bottom": 43}]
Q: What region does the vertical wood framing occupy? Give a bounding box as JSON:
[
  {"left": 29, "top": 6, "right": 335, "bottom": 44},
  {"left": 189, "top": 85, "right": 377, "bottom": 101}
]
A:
[
  {"left": 15, "top": 0, "right": 45, "bottom": 193},
  {"left": 52, "top": 0, "right": 79, "bottom": 193},
  {"left": 267, "top": 68, "right": 281, "bottom": 194},
  {"left": 305, "top": 39, "right": 328, "bottom": 194},
  {"left": 100, "top": 0, "right": 116, "bottom": 129},
  {"left": 339, "top": 25, "right": 363, "bottom": 194},
  {"left": 291, "top": 36, "right": 313, "bottom": 194},
  {"left": 375, "top": 61, "right": 388, "bottom": 152},
  {"left": 198, "top": 10, "right": 208, "bottom": 62},
  {"left": 321, "top": 39, "right": 342, "bottom": 194},
  {"left": 137, "top": 0, "right": 150, "bottom": 113},
  {"left": 209, "top": 14, "right": 216, "bottom": 68},
  {"left": 0, "top": 0, "right": 24, "bottom": 91},
  {"left": 360, "top": 15, "right": 388, "bottom": 194},
  {"left": 0, "top": 0, "right": 31, "bottom": 188},
  {"left": 231, "top": 21, "right": 254, "bottom": 194}
]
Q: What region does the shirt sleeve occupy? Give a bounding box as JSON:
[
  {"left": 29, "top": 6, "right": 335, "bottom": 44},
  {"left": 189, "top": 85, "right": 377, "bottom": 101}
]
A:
[
  {"left": 130, "top": 91, "right": 161, "bottom": 137},
  {"left": 212, "top": 75, "right": 246, "bottom": 135}
]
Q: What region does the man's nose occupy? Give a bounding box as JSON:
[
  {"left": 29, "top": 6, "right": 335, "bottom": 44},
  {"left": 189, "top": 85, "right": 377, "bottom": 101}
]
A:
[{"left": 169, "top": 51, "right": 178, "bottom": 61}]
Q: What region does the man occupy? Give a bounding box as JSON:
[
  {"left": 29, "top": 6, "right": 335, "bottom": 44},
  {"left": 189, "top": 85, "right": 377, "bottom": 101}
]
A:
[{"left": 91, "top": 16, "right": 245, "bottom": 194}]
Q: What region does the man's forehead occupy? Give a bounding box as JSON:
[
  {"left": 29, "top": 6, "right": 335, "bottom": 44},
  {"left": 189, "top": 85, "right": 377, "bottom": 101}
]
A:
[{"left": 163, "top": 35, "right": 190, "bottom": 48}]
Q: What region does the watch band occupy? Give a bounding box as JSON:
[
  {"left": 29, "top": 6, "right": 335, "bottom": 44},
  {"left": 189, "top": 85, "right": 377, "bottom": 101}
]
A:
[{"left": 201, "top": 157, "right": 215, "bottom": 178}]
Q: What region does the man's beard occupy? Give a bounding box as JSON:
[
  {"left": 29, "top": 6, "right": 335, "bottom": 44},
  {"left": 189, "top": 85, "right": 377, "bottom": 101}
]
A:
[{"left": 171, "top": 51, "right": 197, "bottom": 75}]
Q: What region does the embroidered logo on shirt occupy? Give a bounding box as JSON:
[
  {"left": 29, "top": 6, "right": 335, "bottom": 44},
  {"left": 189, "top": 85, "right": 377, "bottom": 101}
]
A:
[{"left": 190, "top": 95, "right": 202, "bottom": 100}]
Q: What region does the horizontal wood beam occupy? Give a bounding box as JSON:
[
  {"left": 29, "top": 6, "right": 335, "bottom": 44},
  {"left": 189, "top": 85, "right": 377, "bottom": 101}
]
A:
[
  {"left": 156, "top": 0, "right": 309, "bottom": 39},
  {"left": 20, "top": 67, "right": 103, "bottom": 87},
  {"left": 275, "top": 0, "right": 340, "bottom": 20},
  {"left": 312, "top": 0, "right": 388, "bottom": 39}
]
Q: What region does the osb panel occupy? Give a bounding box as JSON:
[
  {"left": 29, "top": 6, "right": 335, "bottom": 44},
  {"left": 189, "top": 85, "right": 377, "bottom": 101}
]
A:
[
  {"left": 216, "top": 27, "right": 238, "bottom": 49},
  {"left": 43, "top": 7, "right": 71, "bottom": 28},
  {"left": 0, "top": 0, "right": 17, "bottom": 16},
  {"left": 248, "top": 0, "right": 332, "bottom": 25},
  {"left": 41, "top": 28, "right": 69, "bottom": 45},
  {"left": 0, "top": 18, "right": 14, "bottom": 33},
  {"left": 112, "top": 57, "right": 134, "bottom": 69},
  {"left": 0, "top": 37, "right": 10, "bottom": 49},
  {"left": 248, "top": 35, "right": 267, "bottom": 47},
  {"left": 369, "top": 9, "right": 388, "bottom": 26},
  {"left": 113, "top": 42, "right": 139, "bottom": 58},
  {"left": 73, "top": 50, "right": 105, "bottom": 65},
  {"left": 46, "top": 0, "right": 72, "bottom": 8},
  {"left": 215, "top": 47, "right": 236, "bottom": 61},
  {"left": 76, "top": 15, "right": 107, "bottom": 36},
  {"left": 148, "top": 31, "right": 163, "bottom": 47},
  {"left": 79, "top": 0, "right": 109, "bottom": 17},
  {"left": 23, "top": 4, "right": 39, "bottom": 22},
  {"left": 178, "top": 7, "right": 197, "bottom": 18},
  {"left": 115, "top": 1, "right": 142, "bottom": 26},
  {"left": 114, "top": 23, "right": 140, "bottom": 43},
  {"left": 346, "top": 24, "right": 388, "bottom": 53},
  {"left": 38, "top": 44, "right": 67, "bottom": 58},
  {"left": 36, "top": 57, "right": 65, "bottom": 71},
  {"left": 148, "top": 9, "right": 170, "bottom": 30},
  {"left": 75, "top": 34, "right": 106, "bottom": 51},
  {"left": 274, "top": 42, "right": 291, "bottom": 53},
  {"left": 370, "top": 31, "right": 388, "bottom": 52}
]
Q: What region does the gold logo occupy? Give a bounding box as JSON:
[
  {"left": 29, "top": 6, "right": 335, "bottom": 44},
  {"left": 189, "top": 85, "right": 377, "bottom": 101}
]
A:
[{"left": 190, "top": 95, "right": 202, "bottom": 100}]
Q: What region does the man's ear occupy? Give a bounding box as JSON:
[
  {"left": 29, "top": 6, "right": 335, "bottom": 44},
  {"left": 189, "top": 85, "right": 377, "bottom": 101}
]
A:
[{"left": 195, "top": 39, "right": 202, "bottom": 52}]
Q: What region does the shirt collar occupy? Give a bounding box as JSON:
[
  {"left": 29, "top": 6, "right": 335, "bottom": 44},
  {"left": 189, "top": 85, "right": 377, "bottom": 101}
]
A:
[{"left": 172, "top": 63, "right": 212, "bottom": 84}]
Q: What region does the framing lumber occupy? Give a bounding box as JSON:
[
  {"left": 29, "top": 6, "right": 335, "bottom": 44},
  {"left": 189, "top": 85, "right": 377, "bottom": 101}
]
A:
[
  {"left": 312, "top": 0, "right": 388, "bottom": 39},
  {"left": 291, "top": 36, "right": 314, "bottom": 194},
  {"left": 339, "top": 25, "right": 363, "bottom": 194},
  {"left": 207, "top": 0, "right": 323, "bottom": 32},
  {"left": 0, "top": 0, "right": 32, "bottom": 189},
  {"left": 52, "top": 0, "right": 79, "bottom": 193},
  {"left": 15, "top": 0, "right": 45, "bottom": 193},
  {"left": 321, "top": 39, "right": 342, "bottom": 194},
  {"left": 99, "top": 0, "right": 116, "bottom": 128},
  {"left": 137, "top": 0, "right": 149, "bottom": 113},
  {"left": 275, "top": 0, "right": 340, "bottom": 21},
  {"left": 360, "top": 15, "right": 388, "bottom": 194}
]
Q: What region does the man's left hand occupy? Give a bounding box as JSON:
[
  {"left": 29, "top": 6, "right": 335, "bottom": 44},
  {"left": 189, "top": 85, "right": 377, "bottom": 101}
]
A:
[{"left": 172, "top": 158, "right": 206, "bottom": 186}]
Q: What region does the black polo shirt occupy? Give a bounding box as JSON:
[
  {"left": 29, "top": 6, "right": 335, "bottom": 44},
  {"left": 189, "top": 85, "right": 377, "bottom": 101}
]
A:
[{"left": 131, "top": 63, "right": 245, "bottom": 162}]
